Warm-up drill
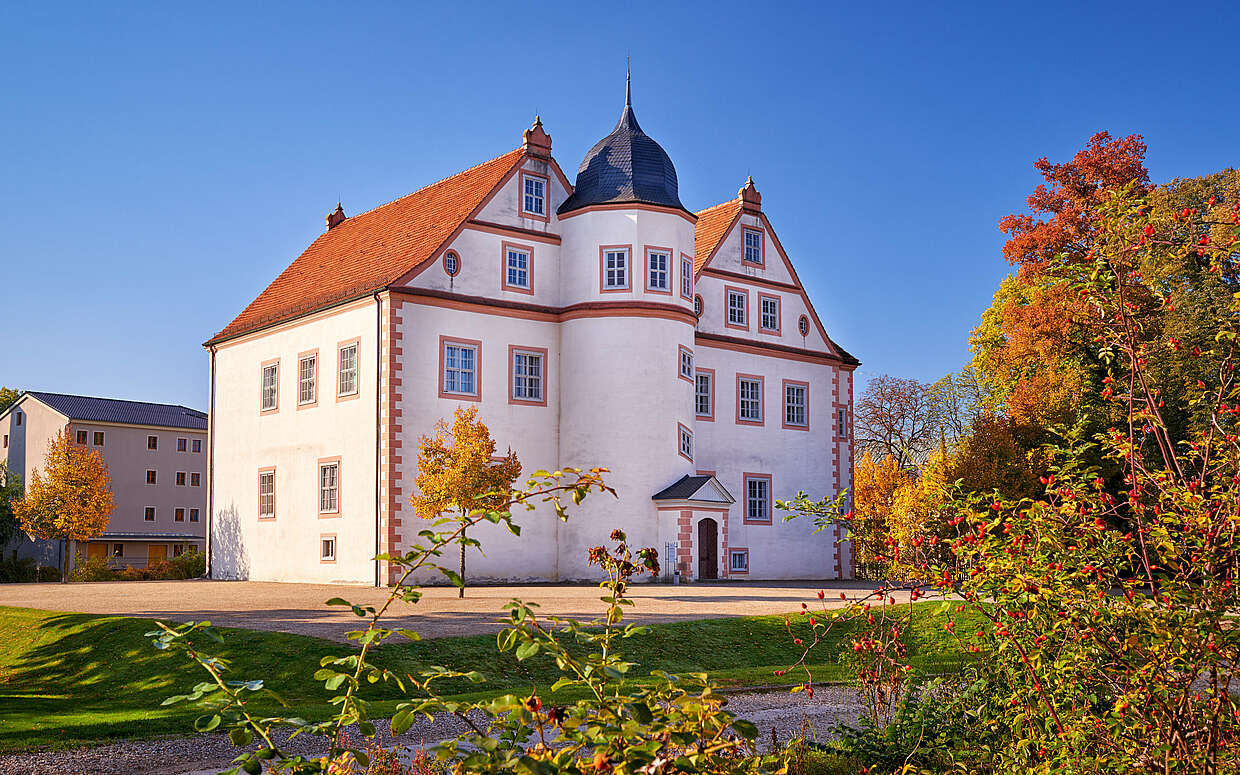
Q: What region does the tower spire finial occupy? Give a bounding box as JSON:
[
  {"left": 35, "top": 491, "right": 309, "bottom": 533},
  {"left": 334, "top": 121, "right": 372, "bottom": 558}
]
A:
[{"left": 625, "top": 53, "right": 631, "bottom": 107}]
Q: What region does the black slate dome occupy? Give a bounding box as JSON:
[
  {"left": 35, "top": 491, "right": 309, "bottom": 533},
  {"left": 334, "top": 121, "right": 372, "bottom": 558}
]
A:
[{"left": 558, "top": 78, "right": 687, "bottom": 215}]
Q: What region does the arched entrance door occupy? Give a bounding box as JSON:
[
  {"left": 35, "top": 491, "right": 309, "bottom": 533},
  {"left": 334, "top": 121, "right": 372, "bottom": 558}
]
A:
[{"left": 697, "top": 518, "right": 718, "bottom": 580}]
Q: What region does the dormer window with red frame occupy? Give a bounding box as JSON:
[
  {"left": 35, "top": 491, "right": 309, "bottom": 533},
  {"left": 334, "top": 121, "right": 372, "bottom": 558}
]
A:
[{"left": 743, "top": 227, "right": 764, "bottom": 266}]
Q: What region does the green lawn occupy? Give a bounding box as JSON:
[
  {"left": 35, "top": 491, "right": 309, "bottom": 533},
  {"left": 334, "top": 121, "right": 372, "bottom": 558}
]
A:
[{"left": 0, "top": 602, "right": 984, "bottom": 752}]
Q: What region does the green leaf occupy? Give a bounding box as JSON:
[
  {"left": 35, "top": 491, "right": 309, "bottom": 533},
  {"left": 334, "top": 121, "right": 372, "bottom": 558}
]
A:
[
  {"left": 324, "top": 674, "right": 348, "bottom": 691},
  {"left": 325, "top": 597, "right": 352, "bottom": 606},
  {"left": 515, "top": 641, "right": 539, "bottom": 661},
  {"left": 228, "top": 727, "right": 253, "bottom": 747},
  {"left": 732, "top": 719, "right": 759, "bottom": 739},
  {"left": 194, "top": 714, "right": 222, "bottom": 732},
  {"left": 397, "top": 629, "right": 422, "bottom": 642}
]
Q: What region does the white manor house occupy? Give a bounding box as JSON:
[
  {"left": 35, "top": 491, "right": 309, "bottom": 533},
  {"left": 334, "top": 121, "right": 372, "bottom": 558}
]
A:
[{"left": 206, "top": 85, "right": 858, "bottom": 585}]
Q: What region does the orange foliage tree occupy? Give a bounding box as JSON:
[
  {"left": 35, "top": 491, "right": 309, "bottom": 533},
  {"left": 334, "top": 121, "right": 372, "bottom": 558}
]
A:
[
  {"left": 14, "top": 428, "right": 114, "bottom": 582},
  {"left": 411, "top": 407, "right": 521, "bottom": 597},
  {"left": 974, "top": 132, "right": 1150, "bottom": 427}
]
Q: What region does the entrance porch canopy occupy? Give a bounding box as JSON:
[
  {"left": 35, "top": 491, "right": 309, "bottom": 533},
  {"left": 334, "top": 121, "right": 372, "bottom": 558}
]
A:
[{"left": 651, "top": 474, "right": 735, "bottom": 509}]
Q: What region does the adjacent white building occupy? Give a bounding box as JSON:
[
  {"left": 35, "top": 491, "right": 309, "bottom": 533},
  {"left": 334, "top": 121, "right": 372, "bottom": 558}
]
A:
[
  {"left": 1, "top": 391, "right": 208, "bottom": 568},
  {"left": 206, "top": 87, "right": 858, "bottom": 585}
]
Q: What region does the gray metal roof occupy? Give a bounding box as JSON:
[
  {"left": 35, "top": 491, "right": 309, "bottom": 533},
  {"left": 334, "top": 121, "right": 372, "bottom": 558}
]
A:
[
  {"left": 558, "top": 79, "right": 686, "bottom": 216},
  {"left": 24, "top": 391, "right": 207, "bottom": 430}
]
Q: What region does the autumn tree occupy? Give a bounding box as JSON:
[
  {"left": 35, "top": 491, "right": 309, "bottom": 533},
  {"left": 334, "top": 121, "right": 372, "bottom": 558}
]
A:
[
  {"left": 411, "top": 407, "right": 521, "bottom": 597},
  {"left": 926, "top": 365, "right": 988, "bottom": 449},
  {"left": 854, "top": 374, "right": 940, "bottom": 468},
  {"left": 0, "top": 388, "right": 18, "bottom": 416},
  {"left": 14, "top": 429, "right": 114, "bottom": 582},
  {"left": 973, "top": 132, "right": 1151, "bottom": 426},
  {"left": 850, "top": 451, "right": 915, "bottom": 578}
]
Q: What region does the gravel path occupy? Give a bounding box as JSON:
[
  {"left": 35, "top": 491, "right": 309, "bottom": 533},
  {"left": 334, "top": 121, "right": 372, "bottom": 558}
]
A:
[{"left": 0, "top": 686, "right": 864, "bottom": 775}]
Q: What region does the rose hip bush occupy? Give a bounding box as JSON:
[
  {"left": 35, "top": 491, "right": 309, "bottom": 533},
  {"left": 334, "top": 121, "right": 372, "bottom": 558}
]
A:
[
  {"left": 151, "top": 470, "right": 776, "bottom": 775},
  {"left": 783, "top": 185, "right": 1240, "bottom": 773}
]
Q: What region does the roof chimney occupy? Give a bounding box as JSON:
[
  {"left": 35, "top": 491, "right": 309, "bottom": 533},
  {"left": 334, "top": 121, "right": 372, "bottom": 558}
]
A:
[
  {"left": 739, "top": 177, "right": 762, "bottom": 214},
  {"left": 325, "top": 202, "right": 347, "bottom": 231},
  {"left": 522, "top": 116, "right": 552, "bottom": 158}
]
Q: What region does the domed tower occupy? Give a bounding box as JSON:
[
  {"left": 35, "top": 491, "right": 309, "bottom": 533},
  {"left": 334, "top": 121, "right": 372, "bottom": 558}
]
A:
[{"left": 557, "top": 74, "right": 699, "bottom": 579}]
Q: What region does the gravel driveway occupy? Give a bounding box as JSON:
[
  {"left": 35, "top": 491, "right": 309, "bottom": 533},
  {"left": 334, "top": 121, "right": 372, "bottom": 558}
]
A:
[
  {"left": 0, "top": 686, "right": 864, "bottom": 775},
  {"left": 0, "top": 579, "right": 895, "bottom": 641}
]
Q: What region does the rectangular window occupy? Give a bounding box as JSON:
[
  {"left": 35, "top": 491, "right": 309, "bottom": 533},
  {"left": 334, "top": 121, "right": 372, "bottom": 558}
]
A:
[
  {"left": 3, "top": 435, "right": 8, "bottom": 448},
  {"left": 144, "top": 507, "right": 156, "bottom": 522},
  {"left": 191, "top": 472, "right": 201, "bottom": 487},
  {"left": 504, "top": 244, "right": 532, "bottom": 292},
  {"left": 174, "top": 507, "right": 185, "bottom": 522},
  {"left": 759, "top": 294, "right": 780, "bottom": 333},
  {"left": 837, "top": 407, "right": 848, "bottom": 439},
  {"left": 145, "top": 470, "right": 157, "bottom": 484},
  {"left": 298, "top": 353, "right": 317, "bottom": 406},
  {"left": 744, "top": 474, "right": 772, "bottom": 523},
  {"left": 258, "top": 470, "right": 275, "bottom": 518},
  {"left": 678, "top": 423, "right": 694, "bottom": 462},
  {"left": 738, "top": 376, "right": 764, "bottom": 424},
  {"left": 173, "top": 544, "right": 186, "bottom": 557},
  {"left": 190, "top": 508, "right": 200, "bottom": 522},
  {"left": 510, "top": 347, "right": 546, "bottom": 405},
  {"left": 77, "top": 430, "right": 88, "bottom": 444},
  {"left": 726, "top": 288, "right": 747, "bottom": 328},
  {"left": 14, "top": 413, "right": 21, "bottom": 426},
  {"left": 261, "top": 361, "right": 279, "bottom": 412},
  {"left": 321, "top": 536, "right": 336, "bottom": 562},
  {"left": 646, "top": 249, "right": 670, "bottom": 292},
  {"left": 521, "top": 172, "right": 547, "bottom": 217},
  {"left": 338, "top": 342, "right": 358, "bottom": 397},
  {"left": 93, "top": 432, "right": 104, "bottom": 446},
  {"left": 319, "top": 461, "right": 339, "bottom": 514},
  {"left": 176, "top": 471, "right": 186, "bottom": 486},
  {"left": 730, "top": 548, "right": 749, "bottom": 573},
  {"left": 601, "top": 247, "right": 630, "bottom": 290},
  {"left": 441, "top": 338, "right": 480, "bottom": 398},
  {"left": 678, "top": 346, "right": 693, "bottom": 382},
  {"left": 147, "top": 435, "right": 158, "bottom": 450},
  {"left": 680, "top": 255, "right": 693, "bottom": 299},
  {"left": 112, "top": 543, "right": 124, "bottom": 557},
  {"left": 784, "top": 381, "right": 809, "bottom": 429},
  {"left": 695, "top": 370, "right": 714, "bottom": 419},
  {"left": 743, "top": 228, "right": 764, "bottom": 265},
  {"left": 192, "top": 439, "right": 201, "bottom": 453},
  {"left": 175, "top": 437, "right": 185, "bottom": 452}
]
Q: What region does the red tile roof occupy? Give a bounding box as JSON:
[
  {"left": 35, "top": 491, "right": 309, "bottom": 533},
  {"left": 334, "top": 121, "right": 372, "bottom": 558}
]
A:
[
  {"left": 692, "top": 198, "right": 741, "bottom": 274},
  {"left": 209, "top": 148, "right": 525, "bottom": 344}
]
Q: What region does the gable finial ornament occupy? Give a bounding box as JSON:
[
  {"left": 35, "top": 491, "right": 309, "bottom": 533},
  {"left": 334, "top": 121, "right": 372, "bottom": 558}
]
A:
[
  {"left": 325, "top": 202, "right": 347, "bottom": 231},
  {"left": 522, "top": 115, "right": 552, "bottom": 157},
  {"left": 739, "top": 176, "right": 762, "bottom": 212}
]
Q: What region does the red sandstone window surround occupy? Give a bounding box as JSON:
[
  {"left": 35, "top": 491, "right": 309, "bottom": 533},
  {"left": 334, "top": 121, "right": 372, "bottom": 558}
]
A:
[{"left": 742, "top": 473, "right": 773, "bottom": 524}]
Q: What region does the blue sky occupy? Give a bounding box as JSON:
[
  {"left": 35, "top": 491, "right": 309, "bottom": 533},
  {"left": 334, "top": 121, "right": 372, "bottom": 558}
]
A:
[{"left": 1, "top": 2, "right": 1235, "bottom": 410}]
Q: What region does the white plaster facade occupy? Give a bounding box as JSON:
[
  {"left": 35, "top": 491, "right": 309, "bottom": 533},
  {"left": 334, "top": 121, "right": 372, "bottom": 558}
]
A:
[{"left": 207, "top": 109, "right": 857, "bottom": 586}]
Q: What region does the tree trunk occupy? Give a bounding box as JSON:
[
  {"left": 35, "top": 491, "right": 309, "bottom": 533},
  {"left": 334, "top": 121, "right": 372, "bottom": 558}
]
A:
[
  {"left": 458, "top": 524, "right": 466, "bottom": 599},
  {"left": 60, "top": 538, "right": 68, "bottom": 583}
]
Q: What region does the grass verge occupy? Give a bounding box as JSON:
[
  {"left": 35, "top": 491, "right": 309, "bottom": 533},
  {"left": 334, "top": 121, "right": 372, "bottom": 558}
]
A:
[{"left": 0, "top": 602, "right": 984, "bottom": 752}]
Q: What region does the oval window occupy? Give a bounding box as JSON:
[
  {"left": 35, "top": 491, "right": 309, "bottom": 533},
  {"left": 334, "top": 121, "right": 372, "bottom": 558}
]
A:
[
  {"left": 798, "top": 315, "right": 810, "bottom": 336},
  {"left": 694, "top": 294, "right": 703, "bottom": 317},
  {"left": 443, "top": 251, "right": 461, "bottom": 277}
]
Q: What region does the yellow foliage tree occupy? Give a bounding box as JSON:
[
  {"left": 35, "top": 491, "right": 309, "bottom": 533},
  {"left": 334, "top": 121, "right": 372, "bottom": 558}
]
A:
[
  {"left": 14, "top": 428, "right": 114, "bottom": 582},
  {"left": 851, "top": 451, "right": 915, "bottom": 578},
  {"left": 411, "top": 407, "right": 521, "bottom": 597}
]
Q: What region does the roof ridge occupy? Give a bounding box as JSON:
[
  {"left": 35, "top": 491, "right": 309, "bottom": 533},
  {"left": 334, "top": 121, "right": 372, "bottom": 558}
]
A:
[
  {"left": 694, "top": 198, "right": 740, "bottom": 216},
  {"left": 27, "top": 390, "right": 204, "bottom": 413}
]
